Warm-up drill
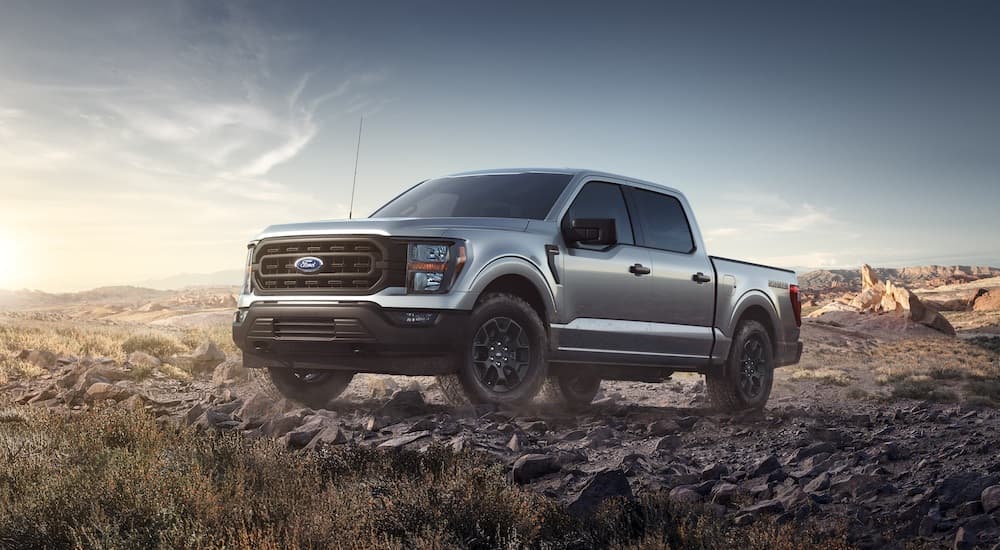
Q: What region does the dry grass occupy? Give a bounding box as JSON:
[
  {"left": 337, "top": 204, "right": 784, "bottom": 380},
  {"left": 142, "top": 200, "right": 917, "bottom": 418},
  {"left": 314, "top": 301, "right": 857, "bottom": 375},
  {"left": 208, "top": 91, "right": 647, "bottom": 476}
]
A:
[
  {"left": 0, "top": 405, "right": 850, "bottom": 550},
  {"left": 0, "top": 319, "right": 235, "bottom": 386},
  {"left": 0, "top": 357, "right": 45, "bottom": 385},
  {"left": 868, "top": 337, "right": 1000, "bottom": 404},
  {"left": 121, "top": 333, "right": 186, "bottom": 360},
  {"left": 788, "top": 367, "right": 853, "bottom": 386},
  {"left": 157, "top": 363, "right": 193, "bottom": 382}
]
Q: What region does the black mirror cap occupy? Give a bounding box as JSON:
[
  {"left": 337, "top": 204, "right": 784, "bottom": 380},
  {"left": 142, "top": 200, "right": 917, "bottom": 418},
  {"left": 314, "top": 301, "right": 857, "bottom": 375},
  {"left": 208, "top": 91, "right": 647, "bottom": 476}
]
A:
[{"left": 564, "top": 218, "right": 617, "bottom": 245}]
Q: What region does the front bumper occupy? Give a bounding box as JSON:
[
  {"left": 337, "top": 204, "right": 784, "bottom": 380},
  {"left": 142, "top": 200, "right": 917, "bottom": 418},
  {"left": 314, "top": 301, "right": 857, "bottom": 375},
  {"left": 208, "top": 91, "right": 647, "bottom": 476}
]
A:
[{"left": 232, "top": 302, "right": 469, "bottom": 375}]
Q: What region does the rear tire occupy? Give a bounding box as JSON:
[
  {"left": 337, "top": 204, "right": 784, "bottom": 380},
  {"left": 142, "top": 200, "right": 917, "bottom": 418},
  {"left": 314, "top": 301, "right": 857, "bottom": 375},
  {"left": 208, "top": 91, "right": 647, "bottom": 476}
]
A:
[
  {"left": 266, "top": 368, "right": 354, "bottom": 410},
  {"left": 706, "top": 320, "right": 774, "bottom": 412},
  {"left": 435, "top": 374, "right": 471, "bottom": 406},
  {"left": 455, "top": 293, "right": 548, "bottom": 406},
  {"left": 542, "top": 374, "right": 601, "bottom": 409}
]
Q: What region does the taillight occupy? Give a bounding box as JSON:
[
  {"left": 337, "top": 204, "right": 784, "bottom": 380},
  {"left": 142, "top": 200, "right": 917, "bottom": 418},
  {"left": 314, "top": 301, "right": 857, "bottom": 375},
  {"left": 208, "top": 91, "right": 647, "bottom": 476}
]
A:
[{"left": 789, "top": 284, "right": 802, "bottom": 327}]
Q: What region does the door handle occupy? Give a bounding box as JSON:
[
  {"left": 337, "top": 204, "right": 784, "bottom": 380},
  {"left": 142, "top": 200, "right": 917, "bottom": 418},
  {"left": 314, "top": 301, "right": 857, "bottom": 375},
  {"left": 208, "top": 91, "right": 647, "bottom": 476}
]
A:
[
  {"left": 692, "top": 272, "right": 712, "bottom": 284},
  {"left": 629, "top": 263, "right": 651, "bottom": 276}
]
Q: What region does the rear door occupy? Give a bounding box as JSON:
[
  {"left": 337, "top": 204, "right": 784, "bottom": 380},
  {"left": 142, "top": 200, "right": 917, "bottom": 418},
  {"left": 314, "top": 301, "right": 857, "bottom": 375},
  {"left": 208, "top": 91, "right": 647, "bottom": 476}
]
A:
[{"left": 625, "top": 186, "right": 716, "bottom": 359}]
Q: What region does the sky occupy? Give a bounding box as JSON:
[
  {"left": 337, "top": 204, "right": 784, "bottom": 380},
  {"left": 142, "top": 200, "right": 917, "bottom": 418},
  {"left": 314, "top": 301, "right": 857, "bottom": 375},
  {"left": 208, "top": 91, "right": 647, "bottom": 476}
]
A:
[{"left": 1, "top": 0, "right": 999, "bottom": 291}]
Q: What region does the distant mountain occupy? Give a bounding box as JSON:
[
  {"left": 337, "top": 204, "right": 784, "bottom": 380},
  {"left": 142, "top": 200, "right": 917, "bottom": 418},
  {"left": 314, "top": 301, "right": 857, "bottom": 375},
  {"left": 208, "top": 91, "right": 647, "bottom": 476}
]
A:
[
  {"left": 136, "top": 270, "right": 244, "bottom": 290},
  {"left": 0, "top": 286, "right": 170, "bottom": 310},
  {"left": 798, "top": 265, "right": 1000, "bottom": 290}
]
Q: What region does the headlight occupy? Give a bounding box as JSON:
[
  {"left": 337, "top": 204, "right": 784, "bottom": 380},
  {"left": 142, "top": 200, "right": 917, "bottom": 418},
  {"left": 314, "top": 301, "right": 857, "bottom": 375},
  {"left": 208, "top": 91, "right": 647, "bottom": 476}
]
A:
[
  {"left": 241, "top": 241, "right": 257, "bottom": 295},
  {"left": 406, "top": 241, "right": 467, "bottom": 294},
  {"left": 410, "top": 244, "right": 449, "bottom": 263}
]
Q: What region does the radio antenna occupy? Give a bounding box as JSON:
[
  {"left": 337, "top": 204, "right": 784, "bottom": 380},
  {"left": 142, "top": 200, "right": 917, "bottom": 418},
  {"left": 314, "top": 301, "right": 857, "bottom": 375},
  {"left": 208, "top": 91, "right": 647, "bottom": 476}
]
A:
[{"left": 348, "top": 116, "right": 363, "bottom": 219}]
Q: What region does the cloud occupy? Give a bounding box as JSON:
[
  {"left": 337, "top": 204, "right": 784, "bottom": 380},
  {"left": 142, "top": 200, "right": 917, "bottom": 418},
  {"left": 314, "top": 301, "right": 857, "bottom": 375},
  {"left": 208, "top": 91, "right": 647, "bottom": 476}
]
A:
[
  {"left": 0, "top": 2, "right": 390, "bottom": 290},
  {"left": 757, "top": 203, "right": 834, "bottom": 232}
]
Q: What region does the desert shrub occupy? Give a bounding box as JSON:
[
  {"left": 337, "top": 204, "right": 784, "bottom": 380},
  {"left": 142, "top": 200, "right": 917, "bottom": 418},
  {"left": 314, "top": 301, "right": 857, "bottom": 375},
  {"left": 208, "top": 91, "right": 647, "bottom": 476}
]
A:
[
  {"left": 0, "top": 356, "right": 44, "bottom": 385},
  {"left": 928, "top": 365, "right": 965, "bottom": 380},
  {"left": 845, "top": 387, "right": 870, "bottom": 400},
  {"left": 127, "top": 362, "right": 156, "bottom": 381},
  {"left": 0, "top": 406, "right": 851, "bottom": 550},
  {"left": 788, "top": 367, "right": 852, "bottom": 386},
  {"left": 158, "top": 363, "right": 193, "bottom": 382},
  {"left": 964, "top": 379, "right": 1000, "bottom": 405},
  {"left": 121, "top": 333, "right": 185, "bottom": 360},
  {"left": 891, "top": 376, "right": 959, "bottom": 403},
  {"left": 181, "top": 326, "right": 238, "bottom": 355},
  {"left": 0, "top": 322, "right": 129, "bottom": 362}
]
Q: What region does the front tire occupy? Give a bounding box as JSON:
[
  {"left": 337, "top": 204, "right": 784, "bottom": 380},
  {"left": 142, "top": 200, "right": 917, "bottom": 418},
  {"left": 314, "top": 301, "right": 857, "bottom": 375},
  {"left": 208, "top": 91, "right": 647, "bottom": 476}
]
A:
[
  {"left": 706, "top": 320, "right": 774, "bottom": 412},
  {"left": 542, "top": 374, "right": 601, "bottom": 409},
  {"left": 455, "top": 293, "right": 548, "bottom": 406},
  {"left": 266, "top": 368, "right": 354, "bottom": 410}
]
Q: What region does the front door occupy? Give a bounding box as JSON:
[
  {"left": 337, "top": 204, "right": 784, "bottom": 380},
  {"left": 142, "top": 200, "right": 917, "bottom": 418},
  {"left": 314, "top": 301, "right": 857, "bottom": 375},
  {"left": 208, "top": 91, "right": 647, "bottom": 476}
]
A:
[{"left": 557, "top": 181, "right": 655, "bottom": 356}]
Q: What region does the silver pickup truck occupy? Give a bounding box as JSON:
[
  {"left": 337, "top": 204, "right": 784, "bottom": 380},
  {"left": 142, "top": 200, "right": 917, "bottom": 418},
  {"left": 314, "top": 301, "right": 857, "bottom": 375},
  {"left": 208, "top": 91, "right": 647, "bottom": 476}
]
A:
[{"left": 233, "top": 169, "right": 802, "bottom": 411}]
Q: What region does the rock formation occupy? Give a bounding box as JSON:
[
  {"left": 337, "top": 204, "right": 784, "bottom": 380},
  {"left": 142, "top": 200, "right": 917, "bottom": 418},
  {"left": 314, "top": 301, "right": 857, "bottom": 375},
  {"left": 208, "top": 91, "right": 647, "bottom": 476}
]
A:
[
  {"left": 808, "top": 264, "right": 956, "bottom": 335},
  {"left": 971, "top": 289, "right": 1000, "bottom": 312}
]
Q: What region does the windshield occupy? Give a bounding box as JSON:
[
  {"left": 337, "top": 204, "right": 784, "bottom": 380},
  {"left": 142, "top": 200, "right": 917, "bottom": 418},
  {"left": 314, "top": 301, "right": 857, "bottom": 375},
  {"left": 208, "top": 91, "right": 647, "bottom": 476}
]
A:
[{"left": 370, "top": 172, "right": 573, "bottom": 220}]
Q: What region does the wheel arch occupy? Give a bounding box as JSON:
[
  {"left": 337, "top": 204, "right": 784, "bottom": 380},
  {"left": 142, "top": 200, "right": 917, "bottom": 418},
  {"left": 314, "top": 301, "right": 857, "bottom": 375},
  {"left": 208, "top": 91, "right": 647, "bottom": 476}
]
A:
[
  {"left": 726, "top": 291, "right": 779, "bottom": 351},
  {"left": 466, "top": 257, "right": 554, "bottom": 323}
]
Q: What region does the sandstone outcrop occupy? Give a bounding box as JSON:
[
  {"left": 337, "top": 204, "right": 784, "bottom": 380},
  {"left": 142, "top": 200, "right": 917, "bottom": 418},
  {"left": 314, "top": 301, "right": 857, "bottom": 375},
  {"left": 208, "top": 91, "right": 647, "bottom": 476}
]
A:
[
  {"left": 808, "top": 264, "right": 955, "bottom": 335},
  {"left": 971, "top": 289, "right": 1000, "bottom": 312}
]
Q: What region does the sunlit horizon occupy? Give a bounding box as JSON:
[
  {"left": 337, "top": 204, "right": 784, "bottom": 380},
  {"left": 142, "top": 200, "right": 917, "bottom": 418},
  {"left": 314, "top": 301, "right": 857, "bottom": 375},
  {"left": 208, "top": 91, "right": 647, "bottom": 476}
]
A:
[{"left": 2, "top": 1, "right": 999, "bottom": 293}]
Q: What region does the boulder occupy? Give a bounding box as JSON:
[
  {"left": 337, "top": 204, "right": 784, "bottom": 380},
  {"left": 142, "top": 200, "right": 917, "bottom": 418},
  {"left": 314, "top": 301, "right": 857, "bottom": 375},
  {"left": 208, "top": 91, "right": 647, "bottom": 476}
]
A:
[
  {"left": 737, "top": 498, "right": 784, "bottom": 516},
  {"left": 190, "top": 342, "right": 226, "bottom": 375},
  {"left": 511, "top": 454, "right": 560, "bottom": 484},
  {"left": 953, "top": 527, "right": 976, "bottom": 550},
  {"left": 262, "top": 410, "right": 308, "bottom": 438},
  {"left": 376, "top": 390, "right": 427, "bottom": 422},
  {"left": 377, "top": 430, "right": 431, "bottom": 449},
  {"left": 668, "top": 486, "right": 703, "bottom": 505},
  {"left": 750, "top": 455, "right": 782, "bottom": 478},
  {"left": 710, "top": 482, "right": 739, "bottom": 505},
  {"left": 304, "top": 426, "right": 349, "bottom": 449},
  {"left": 701, "top": 462, "right": 729, "bottom": 481},
  {"left": 85, "top": 382, "right": 126, "bottom": 402},
  {"left": 368, "top": 376, "right": 403, "bottom": 398},
  {"left": 283, "top": 416, "right": 327, "bottom": 449},
  {"left": 981, "top": 485, "right": 1000, "bottom": 514},
  {"left": 212, "top": 359, "right": 249, "bottom": 385},
  {"left": 648, "top": 419, "right": 682, "bottom": 436},
  {"left": 568, "top": 469, "right": 634, "bottom": 517}
]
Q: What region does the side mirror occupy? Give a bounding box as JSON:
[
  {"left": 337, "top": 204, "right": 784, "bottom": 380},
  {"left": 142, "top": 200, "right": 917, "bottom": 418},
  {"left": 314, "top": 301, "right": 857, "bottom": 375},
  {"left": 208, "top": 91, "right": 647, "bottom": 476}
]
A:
[{"left": 563, "top": 218, "right": 617, "bottom": 246}]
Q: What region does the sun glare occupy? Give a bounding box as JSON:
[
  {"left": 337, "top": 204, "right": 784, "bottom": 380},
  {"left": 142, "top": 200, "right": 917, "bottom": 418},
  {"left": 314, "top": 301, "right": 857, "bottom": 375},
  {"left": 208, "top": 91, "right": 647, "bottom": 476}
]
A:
[{"left": 0, "top": 235, "right": 17, "bottom": 288}]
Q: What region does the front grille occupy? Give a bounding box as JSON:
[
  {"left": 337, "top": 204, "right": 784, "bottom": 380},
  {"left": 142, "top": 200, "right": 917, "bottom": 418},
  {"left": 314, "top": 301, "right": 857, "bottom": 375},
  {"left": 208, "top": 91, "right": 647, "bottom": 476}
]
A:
[
  {"left": 253, "top": 236, "right": 406, "bottom": 295},
  {"left": 250, "top": 318, "right": 374, "bottom": 341}
]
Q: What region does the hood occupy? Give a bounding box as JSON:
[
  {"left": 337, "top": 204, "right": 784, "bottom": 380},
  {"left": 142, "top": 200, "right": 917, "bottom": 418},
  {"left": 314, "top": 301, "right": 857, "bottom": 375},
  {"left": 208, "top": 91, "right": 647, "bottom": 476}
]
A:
[{"left": 253, "top": 217, "right": 530, "bottom": 241}]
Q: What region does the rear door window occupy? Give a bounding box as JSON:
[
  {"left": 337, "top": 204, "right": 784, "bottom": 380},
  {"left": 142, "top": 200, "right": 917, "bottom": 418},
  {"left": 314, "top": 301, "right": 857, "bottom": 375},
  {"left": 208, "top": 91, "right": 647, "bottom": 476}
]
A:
[{"left": 630, "top": 188, "right": 695, "bottom": 253}]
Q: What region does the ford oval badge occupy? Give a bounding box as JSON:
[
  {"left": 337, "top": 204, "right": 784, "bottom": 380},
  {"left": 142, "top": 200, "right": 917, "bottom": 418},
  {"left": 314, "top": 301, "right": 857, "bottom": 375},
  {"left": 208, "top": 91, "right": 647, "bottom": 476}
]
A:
[{"left": 294, "top": 256, "right": 324, "bottom": 273}]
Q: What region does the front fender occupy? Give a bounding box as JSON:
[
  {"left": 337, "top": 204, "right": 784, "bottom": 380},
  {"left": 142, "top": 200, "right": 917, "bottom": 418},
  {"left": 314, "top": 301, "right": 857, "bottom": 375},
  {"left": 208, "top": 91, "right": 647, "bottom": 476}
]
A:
[{"left": 458, "top": 255, "right": 558, "bottom": 320}]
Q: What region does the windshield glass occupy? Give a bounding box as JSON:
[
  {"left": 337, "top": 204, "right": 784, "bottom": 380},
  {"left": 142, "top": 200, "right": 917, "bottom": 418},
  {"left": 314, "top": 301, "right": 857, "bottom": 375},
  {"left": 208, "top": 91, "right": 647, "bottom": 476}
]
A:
[{"left": 370, "top": 172, "right": 573, "bottom": 220}]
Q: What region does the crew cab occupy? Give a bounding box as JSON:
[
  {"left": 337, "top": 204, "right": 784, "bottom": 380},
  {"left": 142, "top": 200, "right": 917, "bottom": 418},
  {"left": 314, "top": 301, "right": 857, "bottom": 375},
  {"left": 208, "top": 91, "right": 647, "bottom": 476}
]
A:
[{"left": 233, "top": 169, "right": 802, "bottom": 410}]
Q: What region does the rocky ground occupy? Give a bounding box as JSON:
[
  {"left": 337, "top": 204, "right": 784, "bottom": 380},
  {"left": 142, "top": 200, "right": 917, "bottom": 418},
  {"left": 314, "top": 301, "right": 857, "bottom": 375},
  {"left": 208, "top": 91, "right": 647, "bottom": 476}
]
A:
[
  {"left": 3, "top": 274, "right": 1000, "bottom": 549},
  {"left": 1, "top": 329, "right": 998, "bottom": 549}
]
